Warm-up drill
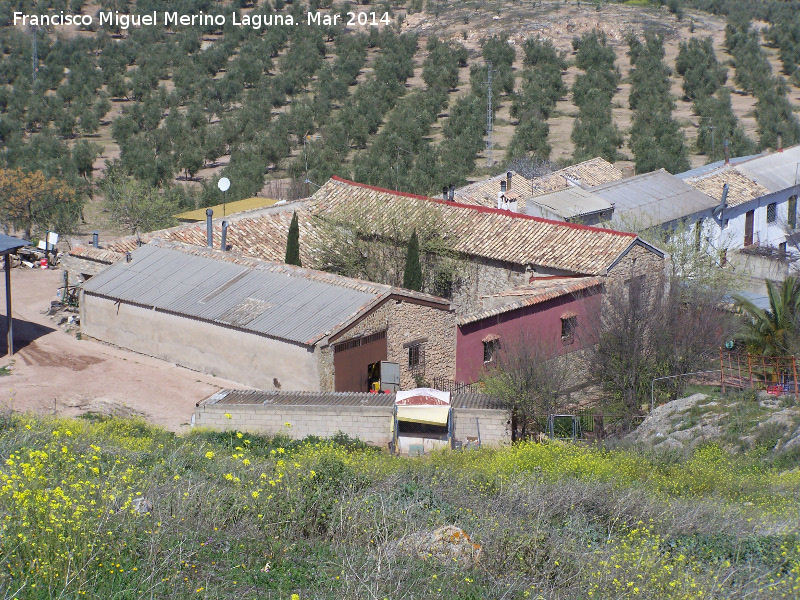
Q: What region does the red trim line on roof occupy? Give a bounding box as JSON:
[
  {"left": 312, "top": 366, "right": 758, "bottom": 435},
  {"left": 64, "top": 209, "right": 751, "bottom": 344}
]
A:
[{"left": 329, "top": 175, "right": 637, "bottom": 237}]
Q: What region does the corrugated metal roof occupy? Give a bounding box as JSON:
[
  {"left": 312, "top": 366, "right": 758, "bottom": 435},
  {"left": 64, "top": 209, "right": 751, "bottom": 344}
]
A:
[
  {"left": 0, "top": 234, "right": 29, "bottom": 255},
  {"left": 82, "top": 242, "right": 420, "bottom": 346},
  {"left": 677, "top": 153, "right": 762, "bottom": 179},
  {"left": 200, "top": 389, "right": 506, "bottom": 409},
  {"left": 589, "top": 169, "right": 717, "bottom": 227},
  {"left": 735, "top": 145, "right": 800, "bottom": 193},
  {"left": 525, "top": 187, "right": 612, "bottom": 220}
]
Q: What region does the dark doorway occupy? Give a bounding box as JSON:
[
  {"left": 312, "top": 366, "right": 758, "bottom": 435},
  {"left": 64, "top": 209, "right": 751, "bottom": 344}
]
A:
[
  {"left": 333, "top": 330, "right": 387, "bottom": 392},
  {"left": 744, "top": 210, "right": 754, "bottom": 246}
]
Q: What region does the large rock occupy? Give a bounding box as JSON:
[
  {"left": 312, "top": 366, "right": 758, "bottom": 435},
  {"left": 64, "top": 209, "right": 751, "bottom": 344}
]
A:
[{"left": 396, "top": 525, "right": 482, "bottom": 566}]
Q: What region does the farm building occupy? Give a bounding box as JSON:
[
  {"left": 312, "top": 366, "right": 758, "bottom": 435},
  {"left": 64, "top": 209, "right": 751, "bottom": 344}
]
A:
[
  {"left": 455, "top": 276, "right": 604, "bottom": 385},
  {"left": 193, "top": 389, "right": 510, "bottom": 451},
  {"left": 680, "top": 145, "right": 800, "bottom": 253},
  {"left": 80, "top": 240, "right": 455, "bottom": 392}
]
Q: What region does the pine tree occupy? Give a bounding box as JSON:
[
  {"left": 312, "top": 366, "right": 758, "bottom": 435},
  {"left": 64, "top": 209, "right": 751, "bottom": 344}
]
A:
[
  {"left": 285, "top": 211, "right": 301, "bottom": 267},
  {"left": 403, "top": 229, "right": 423, "bottom": 291}
]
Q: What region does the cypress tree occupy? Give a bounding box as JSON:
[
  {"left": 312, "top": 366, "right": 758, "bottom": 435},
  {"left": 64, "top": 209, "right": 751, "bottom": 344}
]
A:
[
  {"left": 403, "top": 229, "right": 423, "bottom": 291},
  {"left": 285, "top": 211, "right": 301, "bottom": 267}
]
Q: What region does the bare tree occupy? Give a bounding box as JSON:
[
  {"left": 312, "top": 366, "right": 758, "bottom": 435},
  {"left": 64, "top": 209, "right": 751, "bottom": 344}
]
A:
[
  {"left": 481, "top": 331, "right": 577, "bottom": 439},
  {"left": 311, "top": 200, "right": 464, "bottom": 296},
  {"left": 587, "top": 273, "right": 733, "bottom": 426}
]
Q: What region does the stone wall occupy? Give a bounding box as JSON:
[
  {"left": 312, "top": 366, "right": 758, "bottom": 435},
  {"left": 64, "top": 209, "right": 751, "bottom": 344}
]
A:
[
  {"left": 386, "top": 300, "right": 457, "bottom": 389},
  {"left": 61, "top": 254, "right": 115, "bottom": 284},
  {"left": 193, "top": 403, "right": 512, "bottom": 448},
  {"left": 451, "top": 257, "right": 577, "bottom": 314},
  {"left": 605, "top": 242, "right": 667, "bottom": 294}
]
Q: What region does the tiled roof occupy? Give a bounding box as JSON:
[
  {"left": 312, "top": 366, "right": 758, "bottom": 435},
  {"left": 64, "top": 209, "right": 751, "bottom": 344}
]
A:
[
  {"left": 531, "top": 158, "right": 623, "bottom": 197},
  {"left": 684, "top": 166, "right": 771, "bottom": 208},
  {"left": 200, "top": 389, "right": 505, "bottom": 409},
  {"left": 310, "top": 177, "right": 641, "bottom": 276},
  {"left": 454, "top": 170, "right": 533, "bottom": 210},
  {"left": 72, "top": 176, "right": 657, "bottom": 279},
  {"left": 459, "top": 276, "right": 604, "bottom": 325}
]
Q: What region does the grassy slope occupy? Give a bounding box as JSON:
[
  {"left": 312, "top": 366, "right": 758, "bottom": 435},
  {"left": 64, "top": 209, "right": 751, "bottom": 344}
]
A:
[
  {"left": 1, "top": 410, "right": 799, "bottom": 599},
  {"left": 47, "top": 0, "right": 800, "bottom": 239}
]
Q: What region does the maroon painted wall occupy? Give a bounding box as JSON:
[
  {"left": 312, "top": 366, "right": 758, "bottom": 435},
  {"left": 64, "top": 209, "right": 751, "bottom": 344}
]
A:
[{"left": 455, "top": 290, "right": 602, "bottom": 384}]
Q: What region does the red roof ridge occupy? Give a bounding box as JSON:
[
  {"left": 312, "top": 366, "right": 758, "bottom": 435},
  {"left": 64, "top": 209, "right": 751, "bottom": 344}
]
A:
[{"left": 329, "top": 176, "right": 636, "bottom": 237}]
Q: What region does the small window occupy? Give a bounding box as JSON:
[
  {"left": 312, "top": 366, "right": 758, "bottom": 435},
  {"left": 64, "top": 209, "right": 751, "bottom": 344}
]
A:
[
  {"left": 408, "top": 344, "right": 424, "bottom": 369},
  {"left": 790, "top": 196, "right": 798, "bottom": 230},
  {"left": 483, "top": 340, "right": 499, "bottom": 363},
  {"left": 767, "top": 202, "right": 777, "bottom": 223},
  {"left": 561, "top": 315, "right": 578, "bottom": 344},
  {"left": 780, "top": 242, "right": 787, "bottom": 257}
]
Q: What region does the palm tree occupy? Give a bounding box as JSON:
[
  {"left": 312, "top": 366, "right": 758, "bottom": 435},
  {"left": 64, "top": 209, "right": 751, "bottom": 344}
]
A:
[{"left": 734, "top": 277, "right": 800, "bottom": 356}]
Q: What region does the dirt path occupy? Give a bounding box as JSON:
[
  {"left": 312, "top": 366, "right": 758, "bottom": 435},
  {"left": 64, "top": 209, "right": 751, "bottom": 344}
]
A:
[{"left": 0, "top": 266, "right": 248, "bottom": 432}]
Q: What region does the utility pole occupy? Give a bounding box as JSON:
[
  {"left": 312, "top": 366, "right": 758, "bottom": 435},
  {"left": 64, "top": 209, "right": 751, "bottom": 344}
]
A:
[{"left": 485, "top": 60, "right": 493, "bottom": 168}]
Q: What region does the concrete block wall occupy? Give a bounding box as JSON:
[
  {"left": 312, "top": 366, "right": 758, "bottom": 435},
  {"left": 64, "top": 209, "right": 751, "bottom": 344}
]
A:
[
  {"left": 194, "top": 404, "right": 395, "bottom": 447},
  {"left": 453, "top": 408, "right": 511, "bottom": 446},
  {"left": 194, "top": 404, "right": 512, "bottom": 448}
]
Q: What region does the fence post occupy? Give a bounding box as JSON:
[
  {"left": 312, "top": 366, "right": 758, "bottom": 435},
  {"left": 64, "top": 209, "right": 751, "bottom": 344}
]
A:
[{"left": 720, "top": 348, "right": 725, "bottom": 394}]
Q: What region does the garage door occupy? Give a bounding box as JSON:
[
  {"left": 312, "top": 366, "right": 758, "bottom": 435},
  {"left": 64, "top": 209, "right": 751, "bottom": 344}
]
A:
[{"left": 333, "top": 330, "right": 387, "bottom": 392}]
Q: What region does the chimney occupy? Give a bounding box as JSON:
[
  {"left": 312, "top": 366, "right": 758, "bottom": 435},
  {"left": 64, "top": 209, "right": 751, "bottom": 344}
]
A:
[
  {"left": 92, "top": 231, "right": 99, "bottom": 249},
  {"left": 506, "top": 171, "right": 512, "bottom": 191},
  {"left": 724, "top": 139, "right": 729, "bottom": 165},
  {"left": 221, "top": 221, "right": 228, "bottom": 251},
  {"left": 778, "top": 134, "right": 783, "bottom": 152},
  {"left": 498, "top": 180, "right": 507, "bottom": 210},
  {"left": 712, "top": 183, "right": 729, "bottom": 226},
  {"left": 442, "top": 187, "right": 448, "bottom": 201},
  {"left": 448, "top": 184, "right": 455, "bottom": 202},
  {"left": 206, "top": 209, "right": 213, "bottom": 248},
  {"left": 125, "top": 252, "right": 132, "bottom": 263}
]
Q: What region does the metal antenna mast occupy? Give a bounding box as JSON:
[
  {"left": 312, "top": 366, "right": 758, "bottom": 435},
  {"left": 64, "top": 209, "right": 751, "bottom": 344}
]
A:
[
  {"left": 31, "top": 25, "right": 38, "bottom": 82},
  {"left": 485, "top": 60, "right": 493, "bottom": 168}
]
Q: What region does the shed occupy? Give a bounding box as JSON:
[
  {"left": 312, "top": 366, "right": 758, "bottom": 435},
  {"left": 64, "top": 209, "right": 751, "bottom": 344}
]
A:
[
  {"left": 193, "top": 389, "right": 510, "bottom": 451},
  {"left": 80, "top": 240, "right": 455, "bottom": 392}
]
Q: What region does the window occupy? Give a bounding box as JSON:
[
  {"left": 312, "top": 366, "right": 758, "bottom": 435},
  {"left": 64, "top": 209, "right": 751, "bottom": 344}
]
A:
[
  {"left": 561, "top": 315, "right": 578, "bottom": 344},
  {"left": 483, "top": 339, "right": 499, "bottom": 363},
  {"left": 789, "top": 196, "right": 798, "bottom": 230},
  {"left": 767, "top": 202, "right": 777, "bottom": 223},
  {"left": 780, "top": 242, "right": 787, "bottom": 257},
  {"left": 408, "top": 344, "right": 424, "bottom": 369}
]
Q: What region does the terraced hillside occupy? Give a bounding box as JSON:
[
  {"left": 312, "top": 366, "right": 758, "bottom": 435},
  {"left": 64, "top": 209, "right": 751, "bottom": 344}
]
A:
[{"left": 2, "top": 0, "right": 800, "bottom": 237}]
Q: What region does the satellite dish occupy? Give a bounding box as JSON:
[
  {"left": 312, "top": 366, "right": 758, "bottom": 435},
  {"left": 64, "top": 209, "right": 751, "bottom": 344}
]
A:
[{"left": 217, "top": 177, "right": 231, "bottom": 192}]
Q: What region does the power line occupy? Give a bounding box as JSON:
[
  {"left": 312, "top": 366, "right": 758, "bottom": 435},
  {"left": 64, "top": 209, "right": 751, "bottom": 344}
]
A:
[{"left": 485, "top": 60, "right": 493, "bottom": 168}]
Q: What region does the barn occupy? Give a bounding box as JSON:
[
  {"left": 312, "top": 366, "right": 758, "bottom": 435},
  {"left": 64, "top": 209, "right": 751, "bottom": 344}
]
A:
[{"left": 80, "top": 240, "right": 455, "bottom": 392}]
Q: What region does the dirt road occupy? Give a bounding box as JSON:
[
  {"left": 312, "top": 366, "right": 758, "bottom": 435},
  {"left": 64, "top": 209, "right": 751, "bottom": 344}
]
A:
[{"left": 0, "top": 266, "right": 248, "bottom": 431}]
